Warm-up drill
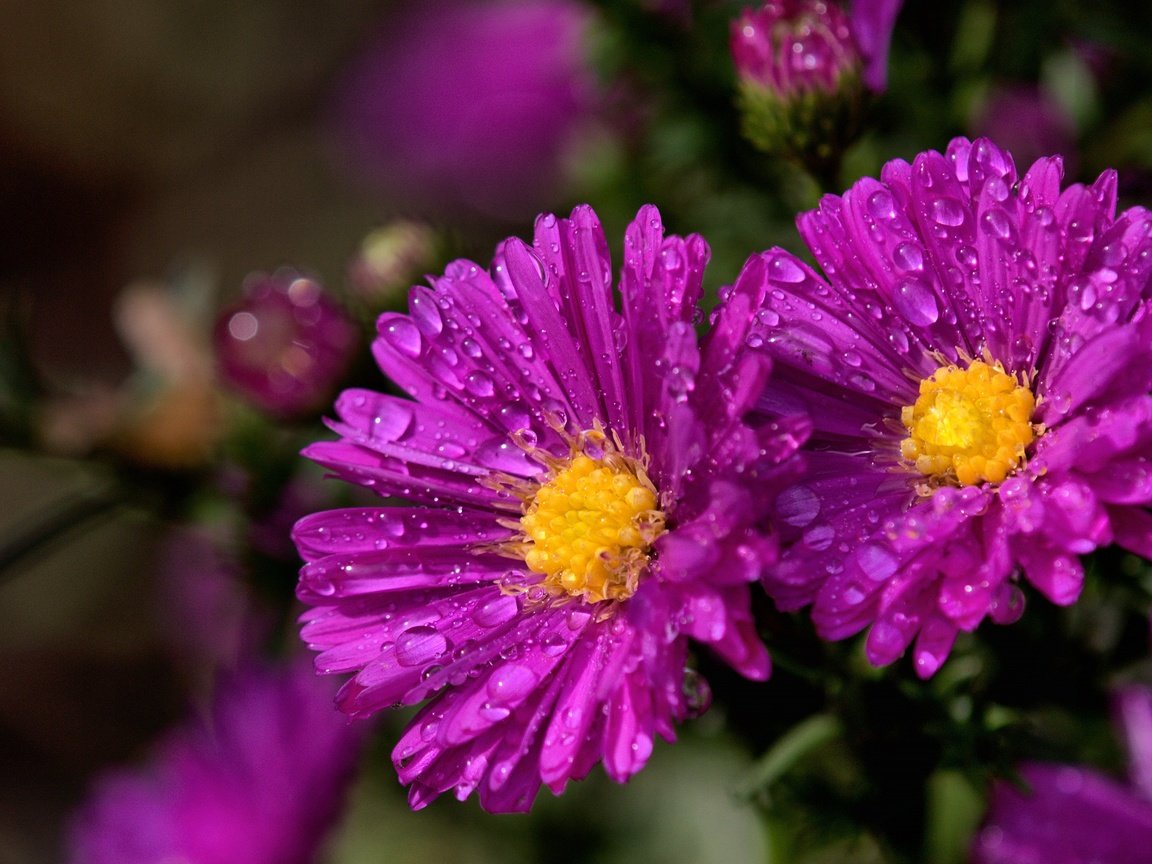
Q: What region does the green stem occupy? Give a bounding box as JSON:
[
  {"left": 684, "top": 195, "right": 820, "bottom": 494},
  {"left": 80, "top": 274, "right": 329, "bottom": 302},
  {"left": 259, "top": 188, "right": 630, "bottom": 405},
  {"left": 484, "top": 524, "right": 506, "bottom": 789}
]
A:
[
  {"left": 736, "top": 713, "right": 842, "bottom": 799},
  {"left": 0, "top": 486, "right": 124, "bottom": 582}
]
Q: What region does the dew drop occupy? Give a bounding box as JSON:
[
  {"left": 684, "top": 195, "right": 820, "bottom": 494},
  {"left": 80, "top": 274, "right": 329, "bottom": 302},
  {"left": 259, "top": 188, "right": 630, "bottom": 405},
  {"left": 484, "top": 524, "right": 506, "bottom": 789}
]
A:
[
  {"left": 930, "top": 197, "right": 966, "bottom": 227},
  {"left": 802, "top": 524, "right": 835, "bottom": 551},
  {"left": 395, "top": 626, "right": 448, "bottom": 667},
  {"left": 410, "top": 293, "right": 444, "bottom": 336},
  {"left": 541, "top": 633, "right": 568, "bottom": 656},
  {"left": 980, "top": 208, "right": 1014, "bottom": 241},
  {"left": 681, "top": 668, "right": 712, "bottom": 718},
  {"left": 955, "top": 245, "right": 978, "bottom": 269},
  {"left": 486, "top": 664, "right": 539, "bottom": 704},
  {"left": 769, "top": 255, "right": 806, "bottom": 284},
  {"left": 867, "top": 189, "right": 897, "bottom": 221},
  {"left": 894, "top": 279, "right": 940, "bottom": 325},
  {"left": 757, "top": 308, "right": 781, "bottom": 327},
  {"left": 855, "top": 544, "right": 898, "bottom": 582},
  {"left": 893, "top": 242, "right": 924, "bottom": 272},
  {"left": 472, "top": 595, "right": 519, "bottom": 628},
  {"left": 777, "top": 485, "right": 821, "bottom": 527},
  {"left": 464, "top": 370, "right": 496, "bottom": 397},
  {"left": 984, "top": 176, "right": 1009, "bottom": 202},
  {"left": 384, "top": 318, "right": 422, "bottom": 358}
]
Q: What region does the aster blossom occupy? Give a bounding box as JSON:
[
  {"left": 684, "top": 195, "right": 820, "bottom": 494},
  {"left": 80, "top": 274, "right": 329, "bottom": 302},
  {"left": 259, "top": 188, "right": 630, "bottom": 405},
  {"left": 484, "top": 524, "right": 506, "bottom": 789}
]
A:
[
  {"left": 972, "top": 687, "right": 1152, "bottom": 863},
  {"left": 293, "top": 204, "right": 805, "bottom": 811},
  {"left": 68, "top": 659, "right": 364, "bottom": 864},
  {"left": 748, "top": 136, "right": 1152, "bottom": 677}
]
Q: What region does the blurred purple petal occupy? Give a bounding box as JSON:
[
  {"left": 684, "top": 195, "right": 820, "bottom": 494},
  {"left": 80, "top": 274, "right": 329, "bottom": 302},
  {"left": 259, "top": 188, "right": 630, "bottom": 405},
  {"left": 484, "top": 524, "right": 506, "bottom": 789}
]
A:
[{"left": 973, "top": 764, "right": 1152, "bottom": 864}]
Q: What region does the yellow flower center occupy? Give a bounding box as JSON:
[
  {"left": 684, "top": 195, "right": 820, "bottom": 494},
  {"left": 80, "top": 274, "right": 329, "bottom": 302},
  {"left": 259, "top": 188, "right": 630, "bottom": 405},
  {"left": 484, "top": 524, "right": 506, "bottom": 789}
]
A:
[
  {"left": 900, "top": 359, "right": 1036, "bottom": 486},
  {"left": 520, "top": 450, "right": 664, "bottom": 604}
]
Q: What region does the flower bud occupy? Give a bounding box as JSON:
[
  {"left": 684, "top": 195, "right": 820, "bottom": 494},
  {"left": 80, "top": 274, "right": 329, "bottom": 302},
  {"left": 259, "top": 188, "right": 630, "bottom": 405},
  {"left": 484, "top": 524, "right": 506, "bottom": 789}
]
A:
[
  {"left": 731, "top": 0, "right": 884, "bottom": 178},
  {"left": 214, "top": 272, "right": 357, "bottom": 417}
]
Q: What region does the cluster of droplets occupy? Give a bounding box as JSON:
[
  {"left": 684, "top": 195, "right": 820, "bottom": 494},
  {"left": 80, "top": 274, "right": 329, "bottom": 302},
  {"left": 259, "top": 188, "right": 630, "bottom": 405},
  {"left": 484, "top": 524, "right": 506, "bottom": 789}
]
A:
[{"left": 378, "top": 264, "right": 574, "bottom": 454}]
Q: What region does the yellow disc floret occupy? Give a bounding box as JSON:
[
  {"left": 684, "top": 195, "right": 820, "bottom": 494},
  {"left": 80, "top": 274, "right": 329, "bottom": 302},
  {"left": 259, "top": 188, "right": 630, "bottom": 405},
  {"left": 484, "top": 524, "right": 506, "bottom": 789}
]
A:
[
  {"left": 900, "top": 359, "right": 1036, "bottom": 487},
  {"left": 520, "top": 451, "right": 664, "bottom": 603}
]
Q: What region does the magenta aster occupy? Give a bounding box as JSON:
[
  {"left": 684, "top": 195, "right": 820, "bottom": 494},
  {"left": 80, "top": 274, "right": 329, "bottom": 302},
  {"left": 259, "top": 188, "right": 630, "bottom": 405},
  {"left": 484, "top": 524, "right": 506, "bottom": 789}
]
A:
[
  {"left": 68, "top": 658, "right": 364, "bottom": 864},
  {"left": 973, "top": 763, "right": 1152, "bottom": 864},
  {"left": 329, "top": 0, "right": 596, "bottom": 221},
  {"left": 972, "top": 687, "right": 1152, "bottom": 863},
  {"left": 749, "top": 136, "right": 1152, "bottom": 677},
  {"left": 293, "top": 205, "right": 806, "bottom": 811}
]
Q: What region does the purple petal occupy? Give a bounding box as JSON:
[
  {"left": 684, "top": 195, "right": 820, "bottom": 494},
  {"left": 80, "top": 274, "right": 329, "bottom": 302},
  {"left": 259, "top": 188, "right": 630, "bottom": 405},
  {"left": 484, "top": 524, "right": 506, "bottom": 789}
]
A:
[
  {"left": 849, "top": 0, "right": 902, "bottom": 91},
  {"left": 973, "top": 763, "right": 1152, "bottom": 864}
]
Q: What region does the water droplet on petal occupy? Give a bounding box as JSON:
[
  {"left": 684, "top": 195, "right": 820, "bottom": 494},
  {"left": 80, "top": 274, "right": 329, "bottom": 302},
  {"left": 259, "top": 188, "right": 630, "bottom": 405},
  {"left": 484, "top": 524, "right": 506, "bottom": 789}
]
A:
[
  {"left": 464, "top": 370, "right": 495, "bottom": 397},
  {"left": 980, "top": 208, "right": 1014, "bottom": 241},
  {"left": 769, "top": 255, "right": 806, "bottom": 284},
  {"left": 384, "top": 318, "right": 422, "bottom": 358},
  {"left": 802, "top": 524, "right": 835, "bottom": 551},
  {"left": 681, "top": 668, "right": 712, "bottom": 718},
  {"left": 855, "top": 544, "right": 898, "bottom": 582},
  {"left": 410, "top": 293, "right": 443, "bottom": 336},
  {"left": 893, "top": 242, "right": 924, "bottom": 272},
  {"left": 867, "top": 189, "right": 897, "bottom": 221},
  {"left": 931, "top": 197, "right": 966, "bottom": 227},
  {"left": 777, "top": 485, "right": 821, "bottom": 527},
  {"left": 472, "top": 595, "right": 519, "bottom": 628},
  {"left": 894, "top": 279, "right": 940, "bottom": 325},
  {"left": 486, "top": 664, "right": 538, "bottom": 704},
  {"left": 395, "top": 626, "right": 448, "bottom": 667},
  {"left": 984, "top": 176, "right": 1009, "bottom": 202}
]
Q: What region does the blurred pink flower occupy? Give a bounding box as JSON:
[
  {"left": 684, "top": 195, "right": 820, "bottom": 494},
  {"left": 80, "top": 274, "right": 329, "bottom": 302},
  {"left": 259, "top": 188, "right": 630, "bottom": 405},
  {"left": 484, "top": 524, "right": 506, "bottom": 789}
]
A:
[
  {"left": 69, "top": 658, "right": 365, "bottom": 864},
  {"left": 329, "top": 0, "right": 597, "bottom": 221},
  {"left": 971, "top": 84, "right": 1078, "bottom": 178},
  {"left": 973, "top": 687, "right": 1152, "bottom": 864}
]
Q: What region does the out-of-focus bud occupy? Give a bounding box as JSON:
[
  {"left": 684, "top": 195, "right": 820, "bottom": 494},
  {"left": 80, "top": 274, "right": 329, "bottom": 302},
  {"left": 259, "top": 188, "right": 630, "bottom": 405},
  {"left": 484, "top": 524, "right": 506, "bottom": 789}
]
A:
[
  {"left": 732, "top": 0, "right": 866, "bottom": 176},
  {"left": 347, "top": 221, "right": 437, "bottom": 308},
  {"left": 213, "top": 272, "right": 357, "bottom": 418}
]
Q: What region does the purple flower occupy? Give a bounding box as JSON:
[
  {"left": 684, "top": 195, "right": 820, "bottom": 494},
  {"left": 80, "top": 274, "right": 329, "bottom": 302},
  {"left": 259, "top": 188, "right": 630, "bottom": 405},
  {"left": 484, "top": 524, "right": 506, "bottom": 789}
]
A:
[
  {"left": 329, "top": 0, "right": 596, "bottom": 221},
  {"left": 68, "top": 658, "right": 364, "bottom": 864},
  {"left": 972, "top": 764, "right": 1152, "bottom": 864},
  {"left": 214, "top": 272, "right": 358, "bottom": 418},
  {"left": 292, "top": 204, "right": 806, "bottom": 811},
  {"left": 973, "top": 687, "right": 1152, "bottom": 863},
  {"left": 749, "top": 136, "right": 1152, "bottom": 677}
]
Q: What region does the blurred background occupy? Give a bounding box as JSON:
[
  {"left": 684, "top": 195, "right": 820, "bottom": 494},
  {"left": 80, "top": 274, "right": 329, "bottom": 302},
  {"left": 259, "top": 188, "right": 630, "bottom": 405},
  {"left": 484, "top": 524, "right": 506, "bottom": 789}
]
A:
[{"left": 5, "top": 1, "right": 1152, "bottom": 862}]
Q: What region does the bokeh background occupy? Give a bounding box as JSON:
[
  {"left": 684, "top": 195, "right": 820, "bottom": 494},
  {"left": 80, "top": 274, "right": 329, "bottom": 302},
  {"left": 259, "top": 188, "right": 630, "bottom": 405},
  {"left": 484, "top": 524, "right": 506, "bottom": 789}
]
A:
[{"left": 5, "top": 1, "right": 1152, "bottom": 862}]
